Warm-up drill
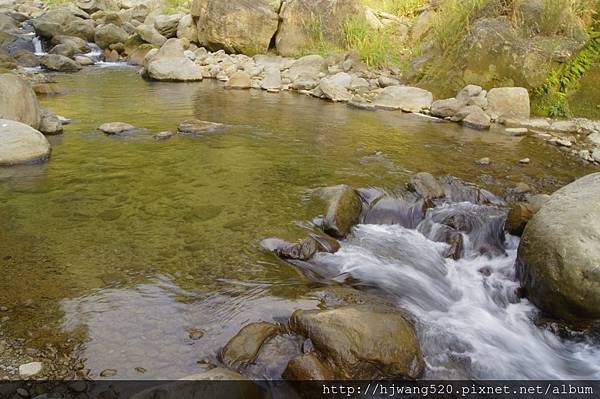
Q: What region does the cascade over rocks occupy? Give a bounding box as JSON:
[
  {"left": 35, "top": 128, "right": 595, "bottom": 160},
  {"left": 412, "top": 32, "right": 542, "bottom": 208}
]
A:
[
  {"left": 191, "top": 0, "right": 279, "bottom": 55},
  {"left": 517, "top": 173, "right": 600, "bottom": 321}
]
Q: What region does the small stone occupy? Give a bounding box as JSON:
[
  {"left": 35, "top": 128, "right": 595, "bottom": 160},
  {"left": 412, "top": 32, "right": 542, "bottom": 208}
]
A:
[
  {"left": 188, "top": 328, "right": 204, "bottom": 340},
  {"left": 462, "top": 108, "right": 491, "bottom": 130},
  {"left": 18, "top": 362, "right": 43, "bottom": 378},
  {"left": 519, "top": 158, "right": 530, "bottom": 164},
  {"left": 153, "top": 131, "right": 175, "bottom": 140},
  {"left": 177, "top": 119, "right": 226, "bottom": 135},
  {"left": 98, "top": 122, "right": 137, "bottom": 135},
  {"left": 68, "top": 381, "right": 88, "bottom": 393},
  {"left": 16, "top": 388, "right": 29, "bottom": 397},
  {"left": 99, "top": 368, "right": 117, "bottom": 377},
  {"left": 549, "top": 138, "right": 572, "bottom": 147},
  {"left": 592, "top": 149, "right": 600, "bottom": 163},
  {"left": 504, "top": 127, "right": 528, "bottom": 136},
  {"left": 0, "top": 306, "right": 7, "bottom": 312},
  {"left": 135, "top": 367, "right": 147, "bottom": 373},
  {"left": 475, "top": 157, "right": 491, "bottom": 165},
  {"left": 513, "top": 182, "right": 531, "bottom": 194}
]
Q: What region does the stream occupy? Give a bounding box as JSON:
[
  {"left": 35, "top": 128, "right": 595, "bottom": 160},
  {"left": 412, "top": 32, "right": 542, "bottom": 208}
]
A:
[{"left": 0, "top": 66, "right": 598, "bottom": 379}]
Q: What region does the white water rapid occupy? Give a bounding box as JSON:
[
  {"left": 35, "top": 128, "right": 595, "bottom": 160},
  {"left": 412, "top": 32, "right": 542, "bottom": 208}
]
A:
[{"left": 312, "top": 201, "right": 600, "bottom": 379}]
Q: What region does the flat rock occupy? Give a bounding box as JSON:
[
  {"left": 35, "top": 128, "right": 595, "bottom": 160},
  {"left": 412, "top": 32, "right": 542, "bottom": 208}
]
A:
[
  {"left": 177, "top": 119, "right": 226, "bottom": 135},
  {"left": 98, "top": 122, "right": 137, "bottom": 134},
  {"left": 19, "top": 362, "right": 43, "bottom": 378},
  {"left": 372, "top": 86, "right": 433, "bottom": 112}
]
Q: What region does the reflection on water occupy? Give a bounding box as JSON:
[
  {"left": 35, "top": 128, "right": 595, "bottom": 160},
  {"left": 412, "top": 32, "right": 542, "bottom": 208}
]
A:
[
  {"left": 0, "top": 67, "right": 596, "bottom": 378},
  {"left": 61, "top": 275, "right": 316, "bottom": 379}
]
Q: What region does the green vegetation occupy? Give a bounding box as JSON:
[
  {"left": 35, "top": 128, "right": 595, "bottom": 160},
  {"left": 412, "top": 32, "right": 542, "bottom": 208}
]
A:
[
  {"left": 362, "top": 0, "right": 426, "bottom": 17},
  {"left": 431, "top": 0, "right": 486, "bottom": 51},
  {"left": 532, "top": 29, "right": 600, "bottom": 117},
  {"left": 342, "top": 17, "right": 402, "bottom": 67}
]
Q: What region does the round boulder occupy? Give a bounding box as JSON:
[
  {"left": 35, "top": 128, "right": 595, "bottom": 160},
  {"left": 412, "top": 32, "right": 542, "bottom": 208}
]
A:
[
  {"left": 516, "top": 173, "right": 600, "bottom": 320},
  {"left": 0, "top": 119, "right": 51, "bottom": 165},
  {"left": 0, "top": 74, "right": 40, "bottom": 129}
]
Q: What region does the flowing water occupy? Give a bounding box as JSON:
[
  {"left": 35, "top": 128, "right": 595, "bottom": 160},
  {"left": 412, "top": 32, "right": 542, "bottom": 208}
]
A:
[
  {"left": 313, "top": 203, "right": 600, "bottom": 379},
  {"left": 0, "top": 66, "right": 598, "bottom": 379}
]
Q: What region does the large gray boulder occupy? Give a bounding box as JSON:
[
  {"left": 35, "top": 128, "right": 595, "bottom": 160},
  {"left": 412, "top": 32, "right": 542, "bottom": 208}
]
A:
[
  {"left": 0, "top": 119, "right": 51, "bottom": 165},
  {"left": 191, "top": 0, "right": 279, "bottom": 55},
  {"left": 94, "top": 23, "right": 129, "bottom": 49},
  {"left": 0, "top": 74, "right": 40, "bottom": 129},
  {"left": 276, "top": 0, "right": 365, "bottom": 56},
  {"left": 40, "top": 54, "right": 82, "bottom": 72},
  {"left": 373, "top": 86, "right": 433, "bottom": 112},
  {"left": 486, "top": 87, "right": 530, "bottom": 120},
  {"left": 135, "top": 24, "right": 167, "bottom": 47},
  {"left": 154, "top": 13, "right": 183, "bottom": 38},
  {"left": 145, "top": 39, "right": 202, "bottom": 81},
  {"left": 516, "top": 173, "right": 600, "bottom": 320},
  {"left": 176, "top": 14, "right": 198, "bottom": 42}
]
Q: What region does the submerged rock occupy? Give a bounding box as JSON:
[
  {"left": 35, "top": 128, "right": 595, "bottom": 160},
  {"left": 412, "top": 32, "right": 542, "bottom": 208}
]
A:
[
  {"left": 0, "top": 119, "right": 51, "bottom": 166},
  {"left": 289, "top": 305, "right": 424, "bottom": 379},
  {"left": 517, "top": 173, "right": 600, "bottom": 320},
  {"left": 220, "top": 322, "right": 281, "bottom": 368},
  {"left": 131, "top": 368, "right": 267, "bottom": 398},
  {"left": 177, "top": 119, "right": 225, "bottom": 135},
  {"left": 98, "top": 121, "right": 138, "bottom": 134},
  {"left": 282, "top": 353, "right": 334, "bottom": 380},
  {"left": 408, "top": 172, "right": 445, "bottom": 200}
]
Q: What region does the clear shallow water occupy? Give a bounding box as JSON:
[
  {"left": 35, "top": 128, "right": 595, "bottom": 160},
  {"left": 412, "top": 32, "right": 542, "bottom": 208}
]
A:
[{"left": 0, "top": 66, "right": 597, "bottom": 379}]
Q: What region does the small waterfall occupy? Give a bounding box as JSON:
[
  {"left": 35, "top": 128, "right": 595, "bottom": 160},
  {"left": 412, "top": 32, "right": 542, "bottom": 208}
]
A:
[
  {"left": 32, "top": 36, "right": 45, "bottom": 56},
  {"left": 309, "top": 199, "right": 600, "bottom": 379},
  {"left": 84, "top": 43, "right": 102, "bottom": 63}
]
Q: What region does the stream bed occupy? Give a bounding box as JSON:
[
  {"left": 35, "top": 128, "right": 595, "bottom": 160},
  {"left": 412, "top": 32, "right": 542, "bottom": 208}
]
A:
[{"left": 0, "top": 66, "right": 598, "bottom": 379}]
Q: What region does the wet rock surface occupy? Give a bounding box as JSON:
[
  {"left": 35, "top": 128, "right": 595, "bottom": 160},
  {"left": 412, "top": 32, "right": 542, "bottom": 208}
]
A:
[{"left": 517, "top": 172, "right": 600, "bottom": 320}]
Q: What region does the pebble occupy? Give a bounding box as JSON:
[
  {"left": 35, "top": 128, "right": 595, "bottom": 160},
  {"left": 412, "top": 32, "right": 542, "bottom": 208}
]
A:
[
  {"left": 135, "top": 367, "right": 147, "bottom": 373},
  {"left": 0, "top": 306, "right": 7, "bottom": 312},
  {"left": 475, "top": 157, "right": 491, "bottom": 165},
  {"left": 519, "top": 158, "right": 530, "bottom": 164},
  {"left": 18, "top": 362, "right": 43, "bottom": 378},
  {"left": 188, "top": 328, "right": 205, "bottom": 340},
  {"left": 69, "top": 380, "right": 88, "bottom": 393},
  {"left": 16, "top": 388, "right": 29, "bottom": 397},
  {"left": 153, "top": 131, "right": 175, "bottom": 140},
  {"left": 513, "top": 183, "right": 531, "bottom": 194},
  {"left": 504, "top": 127, "right": 528, "bottom": 136},
  {"left": 100, "top": 368, "right": 117, "bottom": 377}
]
